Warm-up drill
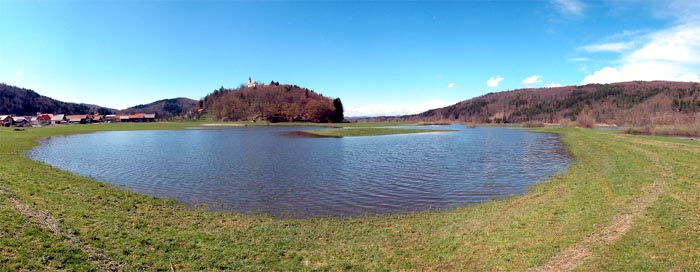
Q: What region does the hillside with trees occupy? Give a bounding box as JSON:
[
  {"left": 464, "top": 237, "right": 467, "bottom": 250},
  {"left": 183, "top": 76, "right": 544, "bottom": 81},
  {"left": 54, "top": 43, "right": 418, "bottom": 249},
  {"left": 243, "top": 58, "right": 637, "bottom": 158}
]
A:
[
  {"left": 372, "top": 81, "right": 699, "bottom": 126},
  {"left": 121, "top": 97, "right": 198, "bottom": 119},
  {"left": 0, "top": 83, "right": 114, "bottom": 115},
  {"left": 202, "top": 82, "right": 344, "bottom": 123}
]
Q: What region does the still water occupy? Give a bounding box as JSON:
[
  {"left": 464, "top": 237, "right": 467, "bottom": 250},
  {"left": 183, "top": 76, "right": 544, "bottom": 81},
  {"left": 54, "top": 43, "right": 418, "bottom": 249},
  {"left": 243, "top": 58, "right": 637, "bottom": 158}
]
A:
[{"left": 29, "top": 125, "right": 569, "bottom": 218}]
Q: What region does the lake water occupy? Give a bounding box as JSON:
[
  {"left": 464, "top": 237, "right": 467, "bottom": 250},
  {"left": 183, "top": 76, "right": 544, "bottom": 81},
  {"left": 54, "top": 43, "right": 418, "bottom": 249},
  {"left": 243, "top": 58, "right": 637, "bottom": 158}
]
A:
[{"left": 29, "top": 125, "right": 570, "bottom": 218}]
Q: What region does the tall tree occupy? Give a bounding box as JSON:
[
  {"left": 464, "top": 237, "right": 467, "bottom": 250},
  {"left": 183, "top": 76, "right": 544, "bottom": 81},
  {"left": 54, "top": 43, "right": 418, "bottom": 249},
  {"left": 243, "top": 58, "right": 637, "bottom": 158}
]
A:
[{"left": 332, "top": 98, "right": 344, "bottom": 123}]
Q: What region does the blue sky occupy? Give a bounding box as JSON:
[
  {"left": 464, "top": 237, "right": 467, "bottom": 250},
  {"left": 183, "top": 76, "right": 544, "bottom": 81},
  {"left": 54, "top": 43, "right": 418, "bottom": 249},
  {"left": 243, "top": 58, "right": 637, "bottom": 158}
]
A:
[{"left": 1, "top": 0, "right": 698, "bottom": 116}]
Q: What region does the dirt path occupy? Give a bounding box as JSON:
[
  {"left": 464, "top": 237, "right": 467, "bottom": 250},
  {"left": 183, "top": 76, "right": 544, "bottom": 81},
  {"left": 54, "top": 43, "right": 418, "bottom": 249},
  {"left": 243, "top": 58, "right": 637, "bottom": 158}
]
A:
[
  {"left": 0, "top": 187, "right": 126, "bottom": 271},
  {"left": 532, "top": 141, "right": 672, "bottom": 272}
]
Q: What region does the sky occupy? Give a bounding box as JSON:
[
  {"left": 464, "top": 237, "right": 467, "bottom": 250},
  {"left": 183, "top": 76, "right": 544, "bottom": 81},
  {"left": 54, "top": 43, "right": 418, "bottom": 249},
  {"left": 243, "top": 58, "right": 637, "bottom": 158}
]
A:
[{"left": 1, "top": 0, "right": 699, "bottom": 116}]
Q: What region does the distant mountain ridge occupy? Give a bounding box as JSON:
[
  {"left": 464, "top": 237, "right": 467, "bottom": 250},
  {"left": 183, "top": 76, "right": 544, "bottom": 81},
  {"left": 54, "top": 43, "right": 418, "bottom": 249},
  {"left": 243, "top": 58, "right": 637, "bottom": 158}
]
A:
[
  {"left": 0, "top": 83, "right": 115, "bottom": 116},
  {"left": 369, "top": 81, "right": 699, "bottom": 125},
  {"left": 120, "top": 98, "right": 198, "bottom": 119},
  {"left": 0, "top": 83, "right": 197, "bottom": 118}
]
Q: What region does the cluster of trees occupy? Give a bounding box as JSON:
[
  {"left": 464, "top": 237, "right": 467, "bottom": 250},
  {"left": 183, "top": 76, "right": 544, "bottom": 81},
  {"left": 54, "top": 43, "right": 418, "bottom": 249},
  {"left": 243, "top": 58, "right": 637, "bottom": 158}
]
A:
[
  {"left": 0, "top": 83, "right": 114, "bottom": 115},
  {"left": 202, "top": 83, "right": 344, "bottom": 123},
  {"left": 370, "top": 81, "right": 699, "bottom": 126}
]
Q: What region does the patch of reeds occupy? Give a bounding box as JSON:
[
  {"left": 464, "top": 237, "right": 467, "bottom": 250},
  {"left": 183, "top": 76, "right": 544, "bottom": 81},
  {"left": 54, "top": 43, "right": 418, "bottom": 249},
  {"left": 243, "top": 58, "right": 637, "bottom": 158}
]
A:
[
  {"left": 522, "top": 120, "right": 545, "bottom": 128},
  {"left": 622, "top": 113, "right": 700, "bottom": 137},
  {"left": 559, "top": 118, "right": 577, "bottom": 128},
  {"left": 416, "top": 121, "right": 453, "bottom": 126}
]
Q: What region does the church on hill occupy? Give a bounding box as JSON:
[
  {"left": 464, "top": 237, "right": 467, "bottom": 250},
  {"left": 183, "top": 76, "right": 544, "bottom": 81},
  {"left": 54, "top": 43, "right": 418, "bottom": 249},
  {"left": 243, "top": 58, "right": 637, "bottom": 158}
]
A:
[{"left": 247, "top": 76, "right": 256, "bottom": 88}]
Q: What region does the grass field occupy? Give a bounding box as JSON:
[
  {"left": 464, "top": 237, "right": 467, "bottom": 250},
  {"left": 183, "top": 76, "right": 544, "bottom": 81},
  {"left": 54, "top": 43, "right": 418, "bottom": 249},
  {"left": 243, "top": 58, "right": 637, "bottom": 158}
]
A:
[{"left": 1, "top": 123, "right": 698, "bottom": 270}]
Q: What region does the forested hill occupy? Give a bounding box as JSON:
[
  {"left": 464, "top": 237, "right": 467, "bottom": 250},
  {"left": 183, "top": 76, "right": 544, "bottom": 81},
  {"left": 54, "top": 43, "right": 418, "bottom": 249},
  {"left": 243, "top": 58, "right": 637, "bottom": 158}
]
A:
[
  {"left": 121, "top": 97, "right": 198, "bottom": 119},
  {"left": 202, "top": 82, "right": 344, "bottom": 123},
  {"left": 0, "top": 83, "right": 114, "bottom": 115},
  {"left": 377, "top": 81, "right": 700, "bottom": 125}
]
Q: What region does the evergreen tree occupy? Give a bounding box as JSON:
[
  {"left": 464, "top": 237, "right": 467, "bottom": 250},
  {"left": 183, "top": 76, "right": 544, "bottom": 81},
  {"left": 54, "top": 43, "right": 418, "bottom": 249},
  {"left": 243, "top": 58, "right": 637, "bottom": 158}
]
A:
[{"left": 332, "top": 98, "right": 344, "bottom": 123}]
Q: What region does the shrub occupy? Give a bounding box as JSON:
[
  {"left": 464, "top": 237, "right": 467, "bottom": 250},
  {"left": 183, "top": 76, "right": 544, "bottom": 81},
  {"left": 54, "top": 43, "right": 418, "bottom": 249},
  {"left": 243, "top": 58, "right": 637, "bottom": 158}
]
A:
[{"left": 576, "top": 112, "right": 596, "bottom": 128}]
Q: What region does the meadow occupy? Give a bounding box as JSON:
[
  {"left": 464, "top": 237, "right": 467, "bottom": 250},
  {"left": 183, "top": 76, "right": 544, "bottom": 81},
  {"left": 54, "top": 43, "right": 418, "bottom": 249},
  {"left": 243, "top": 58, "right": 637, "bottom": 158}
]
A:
[{"left": 1, "top": 122, "right": 698, "bottom": 270}]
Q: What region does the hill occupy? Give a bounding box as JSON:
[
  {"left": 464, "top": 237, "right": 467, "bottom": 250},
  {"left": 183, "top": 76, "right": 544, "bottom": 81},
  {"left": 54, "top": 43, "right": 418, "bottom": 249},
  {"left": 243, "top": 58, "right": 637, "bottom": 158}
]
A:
[
  {"left": 372, "top": 81, "right": 699, "bottom": 125},
  {"left": 202, "top": 82, "right": 344, "bottom": 123},
  {"left": 121, "top": 97, "right": 198, "bottom": 119},
  {"left": 0, "top": 83, "right": 115, "bottom": 115}
]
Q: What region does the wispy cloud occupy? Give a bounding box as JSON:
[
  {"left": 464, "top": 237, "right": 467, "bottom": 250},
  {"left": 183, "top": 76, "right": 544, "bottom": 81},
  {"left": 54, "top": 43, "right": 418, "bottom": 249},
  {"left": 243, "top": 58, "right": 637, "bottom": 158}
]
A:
[
  {"left": 15, "top": 71, "right": 24, "bottom": 77},
  {"left": 551, "top": 0, "right": 585, "bottom": 16},
  {"left": 545, "top": 82, "right": 563, "bottom": 88},
  {"left": 583, "top": 23, "right": 700, "bottom": 84},
  {"left": 486, "top": 76, "right": 504, "bottom": 88},
  {"left": 447, "top": 83, "right": 455, "bottom": 89},
  {"left": 580, "top": 42, "right": 635, "bottom": 53},
  {"left": 522, "top": 75, "right": 542, "bottom": 86},
  {"left": 345, "top": 99, "right": 455, "bottom": 117}
]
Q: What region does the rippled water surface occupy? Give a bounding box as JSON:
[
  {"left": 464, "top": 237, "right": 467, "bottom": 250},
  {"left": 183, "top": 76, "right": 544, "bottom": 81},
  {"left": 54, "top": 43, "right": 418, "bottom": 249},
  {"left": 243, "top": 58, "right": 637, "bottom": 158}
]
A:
[{"left": 29, "top": 125, "right": 569, "bottom": 218}]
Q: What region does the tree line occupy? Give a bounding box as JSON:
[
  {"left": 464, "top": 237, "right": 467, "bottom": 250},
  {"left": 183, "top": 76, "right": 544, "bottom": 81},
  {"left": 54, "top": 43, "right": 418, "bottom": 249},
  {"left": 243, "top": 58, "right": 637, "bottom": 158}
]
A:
[
  {"left": 0, "top": 83, "right": 113, "bottom": 115},
  {"left": 367, "top": 81, "right": 699, "bottom": 126}
]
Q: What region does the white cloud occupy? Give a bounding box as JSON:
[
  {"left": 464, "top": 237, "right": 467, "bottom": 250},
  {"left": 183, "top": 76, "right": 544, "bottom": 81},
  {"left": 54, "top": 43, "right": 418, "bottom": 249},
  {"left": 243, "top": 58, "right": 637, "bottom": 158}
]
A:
[
  {"left": 630, "top": 26, "right": 700, "bottom": 63},
  {"left": 447, "top": 83, "right": 455, "bottom": 89},
  {"left": 15, "top": 71, "right": 24, "bottom": 77},
  {"left": 345, "top": 99, "right": 455, "bottom": 117},
  {"left": 522, "top": 75, "right": 542, "bottom": 86},
  {"left": 583, "top": 23, "right": 700, "bottom": 84},
  {"left": 551, "top": 0, "right": 585, "bottom": 16},
  {"left": 545, "top": 82, "right": 563, "bottom": 88},
  {"left": 486, "top": 76, "right": 504, "bottom": 87},
  {"left": 570, "top": 57, "right": 590, "bottom": 62},
  {"left": 581, "top": 42, "right": 635, "bottom": 53}
]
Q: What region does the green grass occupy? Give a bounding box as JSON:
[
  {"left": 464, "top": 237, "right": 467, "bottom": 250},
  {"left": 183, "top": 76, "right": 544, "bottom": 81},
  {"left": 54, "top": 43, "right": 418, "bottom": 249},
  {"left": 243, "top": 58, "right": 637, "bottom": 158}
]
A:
[
  {"left": 1, "top": 123, "right": 699, "bottom": 270},
  {"left": 301, "top": 127, "right": 453, "bottom": 137}
]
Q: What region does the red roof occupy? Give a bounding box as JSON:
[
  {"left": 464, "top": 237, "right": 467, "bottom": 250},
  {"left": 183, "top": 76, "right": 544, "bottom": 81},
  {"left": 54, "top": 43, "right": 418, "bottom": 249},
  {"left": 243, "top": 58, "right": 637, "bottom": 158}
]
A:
[
  {"left": 128, "top": 113, "right": 145, "bottom": 119},
  {"left": 65, "top": 115, "right": 89, "bottom": 120},
  {"left": 37, "top": 114, "right": 53, "bottom": 121}
]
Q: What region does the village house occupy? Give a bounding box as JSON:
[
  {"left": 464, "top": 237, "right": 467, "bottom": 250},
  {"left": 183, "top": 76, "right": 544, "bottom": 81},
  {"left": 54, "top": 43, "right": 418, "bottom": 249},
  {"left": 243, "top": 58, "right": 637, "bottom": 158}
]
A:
[
  {"left": 0, "top": 115, "right": 13, "bottom": 127},
  {"left": 104, "top": 114, "right": 118, "bottom": 123},
  {"left": 120, "top": 113, "right": 156, "bottom": 122},
  {"left": 119, "top": 113, "right": 156, "bottom": 123},
  {"left": 11, "top": 116, "right": 29, "bottom": 127},
  {"left": 65, "top": 114, "right": 92, "bottom": 124},
  {"left": 51, "top": 114, "right": 66, "bottom": 125},
  {"left": 32, "top": 113, "right": 53, "bottom": 126},
  {"left": 91, "top": 114, "right": 104, "bottom": 123}
]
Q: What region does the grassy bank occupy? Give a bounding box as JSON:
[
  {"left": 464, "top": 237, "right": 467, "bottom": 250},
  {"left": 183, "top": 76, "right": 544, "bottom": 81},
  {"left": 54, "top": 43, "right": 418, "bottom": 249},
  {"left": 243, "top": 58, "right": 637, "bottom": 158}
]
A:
[
  {"left": 301, "top": 127, "right": 453, "bottom": 137},
  {"left": 1, "top": 124, "right": 699, "bottom": 270}
]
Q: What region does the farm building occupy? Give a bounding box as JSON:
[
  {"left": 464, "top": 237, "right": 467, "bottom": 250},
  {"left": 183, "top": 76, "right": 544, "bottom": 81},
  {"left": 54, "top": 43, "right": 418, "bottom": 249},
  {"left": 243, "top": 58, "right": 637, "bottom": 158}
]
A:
[
  {"left": 0, "top": 115, "right": 13, "bottom": 127},
  {"left": 51, "top": 114, "right": 66, "bottom": 125},
  {"left": 65, "top": 115, "right": 92, "bottom": 124}
]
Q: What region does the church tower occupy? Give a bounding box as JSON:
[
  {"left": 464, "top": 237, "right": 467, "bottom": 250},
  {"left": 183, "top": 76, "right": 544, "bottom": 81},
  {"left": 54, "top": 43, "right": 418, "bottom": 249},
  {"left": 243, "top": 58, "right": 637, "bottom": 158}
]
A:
[{"left": 247, "top": 76, "right": 256, "bottom": 88}]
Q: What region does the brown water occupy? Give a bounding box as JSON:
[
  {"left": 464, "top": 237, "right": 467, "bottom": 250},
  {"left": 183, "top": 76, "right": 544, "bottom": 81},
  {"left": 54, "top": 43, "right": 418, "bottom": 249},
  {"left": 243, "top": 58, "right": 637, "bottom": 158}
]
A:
[{"left": 29, "top": 125, "right": 569, "bottom": 218}]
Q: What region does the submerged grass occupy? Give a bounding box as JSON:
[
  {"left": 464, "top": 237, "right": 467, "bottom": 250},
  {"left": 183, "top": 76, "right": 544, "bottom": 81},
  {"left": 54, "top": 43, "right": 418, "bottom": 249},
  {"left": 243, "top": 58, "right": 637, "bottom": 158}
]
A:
[
  {"left": 1, "top": 123, "right": 698, "bottom": 270},
  {"left": 301, "top": 127, "right": 453, "bottom": 137}
]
